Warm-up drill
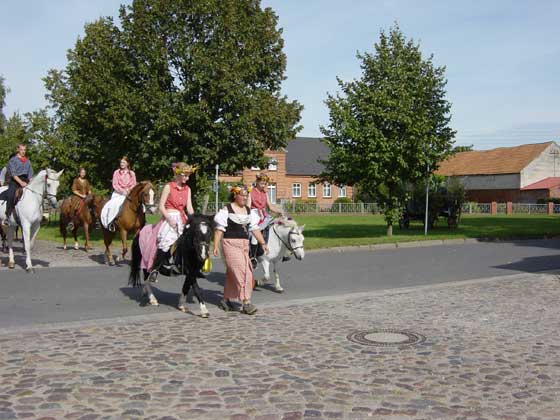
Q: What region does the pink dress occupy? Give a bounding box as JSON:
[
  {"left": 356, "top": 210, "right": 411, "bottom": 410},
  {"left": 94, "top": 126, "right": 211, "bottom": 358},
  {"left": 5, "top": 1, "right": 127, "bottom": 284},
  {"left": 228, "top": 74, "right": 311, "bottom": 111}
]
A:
[{"left": 250, "top": 188, "right": 268, "bottom": 224}]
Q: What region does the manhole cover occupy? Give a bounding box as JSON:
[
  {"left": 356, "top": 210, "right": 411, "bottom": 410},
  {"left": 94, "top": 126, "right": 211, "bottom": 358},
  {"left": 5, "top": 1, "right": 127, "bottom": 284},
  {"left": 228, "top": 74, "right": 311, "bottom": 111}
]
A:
[{"left": 347, "top": 329, "right": 426, "bottom": 347}]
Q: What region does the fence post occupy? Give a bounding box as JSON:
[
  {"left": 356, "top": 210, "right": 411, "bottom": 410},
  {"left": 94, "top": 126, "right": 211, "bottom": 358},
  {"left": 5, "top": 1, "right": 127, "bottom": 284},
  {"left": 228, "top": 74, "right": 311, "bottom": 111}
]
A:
[
  {"left": 491, "top": 202, "right": 497, "bottom": 215},
  {"left": 548, "top": 202, "right": 554, "bottom": 215},
  {"left": 361, "top": 202, "right": 364, "bottom": 214},
  {"left": 469, "top": 203, "right": 472, "bottom": 214},
  {"left": 339, "top": 202, "right": 342, "bottom": 213},
  {"left": 506, "top": 202, "right": 513, "bottom": 216}
]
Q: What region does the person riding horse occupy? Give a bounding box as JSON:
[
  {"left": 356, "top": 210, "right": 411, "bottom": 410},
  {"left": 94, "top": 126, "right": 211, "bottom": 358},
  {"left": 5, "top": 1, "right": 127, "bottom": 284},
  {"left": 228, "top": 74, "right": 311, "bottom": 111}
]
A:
[
  {"left": 100, "top": 156, "right": 137, "bottom": 232},
  {"left": 146, "top": 162, "right": 197, "bottom": 281},
  {"left": 247, "top": 173, "right": 286, "bottom": 268},
  {"left": 3, "top": 144, "right": 33, "bottom": 226},
  {"left": 66, "top": 167, "right": 92, "bottom": 231}
]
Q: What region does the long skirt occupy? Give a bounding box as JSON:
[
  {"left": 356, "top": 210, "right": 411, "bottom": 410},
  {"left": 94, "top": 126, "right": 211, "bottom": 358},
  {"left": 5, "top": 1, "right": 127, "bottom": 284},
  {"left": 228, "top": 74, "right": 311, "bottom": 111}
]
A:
[
  {"left": 100, "top": 191, "right": 126, "bottom": 228},
  {"left": 222, "top": 238, "right": 253, "bottom": 302}
]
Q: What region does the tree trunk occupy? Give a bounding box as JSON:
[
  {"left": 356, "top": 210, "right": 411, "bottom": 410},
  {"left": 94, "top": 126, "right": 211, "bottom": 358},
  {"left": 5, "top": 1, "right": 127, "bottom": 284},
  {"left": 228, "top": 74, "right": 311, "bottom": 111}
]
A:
[{"left": 386, "top": 223, "right": 393, "bottom": 236}]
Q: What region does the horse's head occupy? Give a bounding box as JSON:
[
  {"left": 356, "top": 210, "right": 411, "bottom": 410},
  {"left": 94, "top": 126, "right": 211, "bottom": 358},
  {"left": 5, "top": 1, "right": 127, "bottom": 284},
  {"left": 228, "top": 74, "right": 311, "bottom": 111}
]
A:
[
  {"left": 45, "top": 168, "right": 64, "bottom": 208},
  {"left": 139, "top": 181, "right": 156, "bottom": 214},
  {"left": 129, "top": 181, "right": 156, "bottom": 214},
  {"left": 278, "top": 218, "right": 305, "bottom": 261},
  {"left": 189, "top": 214, "right": 214, "bottom": 263}
]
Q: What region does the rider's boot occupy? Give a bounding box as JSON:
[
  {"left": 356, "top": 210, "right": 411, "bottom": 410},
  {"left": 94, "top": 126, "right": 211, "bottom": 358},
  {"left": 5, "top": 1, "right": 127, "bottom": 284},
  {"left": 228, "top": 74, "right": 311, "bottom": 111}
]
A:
[
  {"left": 148, "top": 249, "right": 168, "bottom": 282},
  {"left": 3, "top": 205, "right": 12, "bottom": 226}
]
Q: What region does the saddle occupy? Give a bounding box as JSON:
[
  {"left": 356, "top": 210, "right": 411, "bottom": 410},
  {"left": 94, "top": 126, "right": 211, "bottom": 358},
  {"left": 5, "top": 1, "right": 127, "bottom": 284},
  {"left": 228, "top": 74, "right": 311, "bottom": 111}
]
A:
[{"left": 0, "top": 186, "right": 23, "bottom": 206}]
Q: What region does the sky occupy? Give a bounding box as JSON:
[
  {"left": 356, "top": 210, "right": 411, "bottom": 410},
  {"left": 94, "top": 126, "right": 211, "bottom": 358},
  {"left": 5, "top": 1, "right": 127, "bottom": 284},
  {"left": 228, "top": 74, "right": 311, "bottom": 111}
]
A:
[{"left": 1, "top": 0, "right": 559, "bottom": 150}]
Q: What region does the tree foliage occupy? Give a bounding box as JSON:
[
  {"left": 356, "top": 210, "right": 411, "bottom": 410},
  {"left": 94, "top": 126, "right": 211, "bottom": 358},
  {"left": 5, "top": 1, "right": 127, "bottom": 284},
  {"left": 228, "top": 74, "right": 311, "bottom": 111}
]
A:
[
  {"left": 45, "top": 0, "right": 302, "bottom": 196},
  {"left": 320, "top": 24, "right": 456, "bottom": 235}
]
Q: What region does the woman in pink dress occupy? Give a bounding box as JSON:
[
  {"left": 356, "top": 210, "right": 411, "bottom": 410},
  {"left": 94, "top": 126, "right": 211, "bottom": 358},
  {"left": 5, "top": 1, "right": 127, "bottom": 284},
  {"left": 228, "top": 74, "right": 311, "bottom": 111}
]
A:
[{"left": 101, "top": 156, "right": 137, "bottom": 232}]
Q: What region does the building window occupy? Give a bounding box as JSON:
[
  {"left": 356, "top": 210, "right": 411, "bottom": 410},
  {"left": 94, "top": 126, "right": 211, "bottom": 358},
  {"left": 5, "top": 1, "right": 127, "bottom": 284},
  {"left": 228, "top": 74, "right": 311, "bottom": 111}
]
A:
[
  {"left": 323, "top": 182, "right": 331, "bottom": 198},
  {"left": 268, "top": 159, "right": 278, "bottom": 171},
  {"left": 267, "top": 184, "right": 277, "bottom": 204},
  {"left": 338, "top": 185, "right": 346, "bottom": 198},
  {"left": 308, "top": 183, "right": 316, "bottom": 198},
  {"left": 292, "top": 183, "right": 301, "bottom": 198}
]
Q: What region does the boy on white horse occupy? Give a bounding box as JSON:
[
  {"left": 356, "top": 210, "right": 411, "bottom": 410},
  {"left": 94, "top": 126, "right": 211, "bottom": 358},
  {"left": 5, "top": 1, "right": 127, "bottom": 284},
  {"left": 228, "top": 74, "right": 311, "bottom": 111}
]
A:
[
  {"left": 3, "top": 144, "right": 33, "bottom": 226},
  {"left": 247, "top": 173, "right": 286, "bottom": 268}
]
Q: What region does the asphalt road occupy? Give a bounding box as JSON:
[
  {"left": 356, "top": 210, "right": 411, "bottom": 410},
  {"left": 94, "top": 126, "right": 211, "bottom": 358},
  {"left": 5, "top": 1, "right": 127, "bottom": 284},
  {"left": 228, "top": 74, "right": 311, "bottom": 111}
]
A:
[{"left": 1, "top": 239, "right": 559, "bottom": 329}]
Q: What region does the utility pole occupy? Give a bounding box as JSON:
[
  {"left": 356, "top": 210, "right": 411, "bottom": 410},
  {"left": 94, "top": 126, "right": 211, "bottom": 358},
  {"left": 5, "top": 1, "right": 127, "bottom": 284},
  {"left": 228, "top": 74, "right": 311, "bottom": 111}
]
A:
[
  {"left": 424, "top": 163, "right": 430, "bottom": 236},
  {"left": 215, "top": 164, "right": 219, "bottom": 212}
]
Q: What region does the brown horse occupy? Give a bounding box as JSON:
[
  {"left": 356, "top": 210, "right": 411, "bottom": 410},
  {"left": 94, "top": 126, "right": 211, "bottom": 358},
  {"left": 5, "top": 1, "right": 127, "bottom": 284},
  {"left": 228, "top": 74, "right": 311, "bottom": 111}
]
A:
[
  {"left": 59, "top": 194, "right": 107, "bottom": 251},
  {"left": 101, "top": 181, "right": 156, "bottom": 265}
]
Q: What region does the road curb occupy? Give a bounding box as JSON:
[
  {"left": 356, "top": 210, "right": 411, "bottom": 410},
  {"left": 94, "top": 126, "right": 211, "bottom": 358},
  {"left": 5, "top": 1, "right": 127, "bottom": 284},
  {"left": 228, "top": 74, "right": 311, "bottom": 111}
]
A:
[{"left": 306, "top": 236, "right": 560, "bottom": 254}]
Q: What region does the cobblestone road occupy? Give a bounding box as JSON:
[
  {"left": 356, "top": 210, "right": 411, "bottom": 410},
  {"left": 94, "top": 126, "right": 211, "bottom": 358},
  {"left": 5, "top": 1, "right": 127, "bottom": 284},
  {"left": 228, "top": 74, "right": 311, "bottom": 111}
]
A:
[{"left": 1, "top": 273, "right": 559, "bottom": 419}]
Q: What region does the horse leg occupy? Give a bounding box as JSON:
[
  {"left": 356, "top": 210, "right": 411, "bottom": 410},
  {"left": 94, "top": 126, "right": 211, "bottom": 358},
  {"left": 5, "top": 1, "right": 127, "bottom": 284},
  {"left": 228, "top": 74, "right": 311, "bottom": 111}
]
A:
[
  {"left": 7, "top": 226, "right": 15, "bottom": 269},
  {"left": 60, "top": 218, "right": 68, "bottom": 250},
  {"left": 30, "top": 221, "right": 40, "bottom": 250},
  {"left": 191, "top": 277, "right": 209, "bottom": 318},
  {"left": 258, "top": 258, "right": 271, "bottom": 287},
  {"left": 178, "top": 276, "right": 191, "bottom": 313},
  {"left": 83, "top": 222, "right": 91, "bottom": 251},
  {"left": 22, "top": 222, "right": 34, "bottom": 273},
  {"left": 103, "top": 229, "right": 115, "bottom": 266},
  {"left": 142, "top": 279, "right": 159, "bottom": 306},
  {"left": 273, "top": 261, "right": 284, "bottom": 293},
  {"left": 72, "top": 225, "right": 79, "bottom": 250},
  {"left": 117, "top": 228, "right": 128, "bottom": 262}
]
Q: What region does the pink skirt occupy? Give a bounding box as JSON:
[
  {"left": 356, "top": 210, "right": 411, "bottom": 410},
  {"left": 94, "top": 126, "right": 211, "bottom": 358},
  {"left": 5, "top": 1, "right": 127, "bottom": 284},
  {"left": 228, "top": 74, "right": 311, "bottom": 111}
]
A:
[{"left": 222, "top": 238, "right": 253, "bottom": 302}]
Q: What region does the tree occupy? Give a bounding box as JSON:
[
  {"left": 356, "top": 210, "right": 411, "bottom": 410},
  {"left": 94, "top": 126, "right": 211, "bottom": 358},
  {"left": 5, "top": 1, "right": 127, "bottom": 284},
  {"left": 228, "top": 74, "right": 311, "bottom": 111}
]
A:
[
  {"left": 320, "top": 24, "right": 456, "bottom": 235},
  {"left": 452, "top": 144, "right": 473, "bottom": 153},
  {"left": 0, "top": 75, "right": 8, "bottom": 134},
  {"left": 45, "top": 0, "right": 302, "bottom": 202}
]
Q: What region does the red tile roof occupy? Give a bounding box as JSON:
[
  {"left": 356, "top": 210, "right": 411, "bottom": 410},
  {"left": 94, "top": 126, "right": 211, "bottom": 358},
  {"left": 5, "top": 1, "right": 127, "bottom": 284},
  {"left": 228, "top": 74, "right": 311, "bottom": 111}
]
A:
[
  {"left": 521, "top": 177, "right": 560, "bottom": 191},
  {"left": 436, "top": 142, "right": 552, "bottom": 176}
]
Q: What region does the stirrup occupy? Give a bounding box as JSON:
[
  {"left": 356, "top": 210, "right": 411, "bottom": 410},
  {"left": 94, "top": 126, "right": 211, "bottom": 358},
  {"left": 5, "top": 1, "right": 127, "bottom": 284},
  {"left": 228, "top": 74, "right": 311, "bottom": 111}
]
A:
[
  {"left": 251, "top": 257, "right": 258, "bottom": 269},
  {"left": 108, "top": 222, "right": 116, "bottom": 232},
  {"left": 147, "top": 270, "right": 159, "bottom": 282},
  {"left": 67, "top": 222, "right": 75, "bottom": 231}
]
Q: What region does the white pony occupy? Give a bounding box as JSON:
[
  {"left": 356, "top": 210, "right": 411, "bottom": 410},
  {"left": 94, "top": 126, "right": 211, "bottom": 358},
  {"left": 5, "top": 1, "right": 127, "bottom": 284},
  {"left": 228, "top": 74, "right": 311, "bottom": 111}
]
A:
[
  {"left": 255, "top": 218, "right": 305, "bottom": 293},
  {"left": 0, "top": 168, "right": 64, "bottom": 272}
]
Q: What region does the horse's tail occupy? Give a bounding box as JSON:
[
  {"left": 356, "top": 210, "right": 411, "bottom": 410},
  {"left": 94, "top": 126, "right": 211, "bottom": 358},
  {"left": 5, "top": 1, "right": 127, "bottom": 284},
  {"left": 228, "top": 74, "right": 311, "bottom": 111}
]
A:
[{"left": 129, "top": 233, "right": 142, "bottom": 287}]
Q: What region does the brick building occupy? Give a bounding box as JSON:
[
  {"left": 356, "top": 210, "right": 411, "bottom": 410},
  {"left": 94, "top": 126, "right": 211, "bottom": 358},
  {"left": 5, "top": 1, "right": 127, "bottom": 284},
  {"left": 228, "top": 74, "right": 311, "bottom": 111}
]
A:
[
  {"left": 436, "top": 141, "right": 560, "bottom": 202},
  {"left": 219, "top": 137, "right": 353, "bottom": 204}
]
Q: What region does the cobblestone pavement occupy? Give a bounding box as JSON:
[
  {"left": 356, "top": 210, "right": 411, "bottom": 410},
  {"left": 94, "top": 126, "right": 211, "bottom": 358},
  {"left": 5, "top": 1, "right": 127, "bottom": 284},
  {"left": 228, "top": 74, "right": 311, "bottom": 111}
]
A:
[
  {"left": 0, "top": 240, "right": 107, "bottom": 269},
  {"left": 1, "top": 273, "right": 559, "bottom": 419}
]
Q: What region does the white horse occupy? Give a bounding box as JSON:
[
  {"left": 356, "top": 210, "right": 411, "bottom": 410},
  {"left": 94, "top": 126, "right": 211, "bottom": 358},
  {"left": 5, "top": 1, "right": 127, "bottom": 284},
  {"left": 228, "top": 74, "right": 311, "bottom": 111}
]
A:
[
  {"left": 255, "top": 218, "right": 305, "bottom": 293},
  {"left": 0, "top": 169, "right": 64, "bottom": 272}
]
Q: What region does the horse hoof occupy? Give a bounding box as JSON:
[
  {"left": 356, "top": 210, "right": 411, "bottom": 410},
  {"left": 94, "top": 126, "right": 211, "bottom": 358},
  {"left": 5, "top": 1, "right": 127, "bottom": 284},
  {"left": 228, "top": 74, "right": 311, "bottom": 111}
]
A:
[
  {"left": 200, "top": 312, "right": 209, "bottom": 318},
  {"left": 178, "top": 305, "right": 188, "bottom": 313},
  {"left": 26, "top": 268, "right": 35, "bottom": 274},
  {"left": 74, "top": 244, "right": 79, "bottom": 250},
  {"left": 115, "top": 256, "right": 121, "bottom": 262},
  {"left": 63, "top": 245, "right": 67, "bottom": 251},
  {"left": 274, "top": 288, "right": 284, "bottom": 294},
  {"left": 8, "top": 262, "right": 15, "bottom": 269}
]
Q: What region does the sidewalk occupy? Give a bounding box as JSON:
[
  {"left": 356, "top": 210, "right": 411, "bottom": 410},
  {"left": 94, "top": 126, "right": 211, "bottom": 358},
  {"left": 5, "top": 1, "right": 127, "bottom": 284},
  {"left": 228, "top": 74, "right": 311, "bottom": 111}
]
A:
[{"left": 1, "top": 273, "right": 559, "bottom": 419}]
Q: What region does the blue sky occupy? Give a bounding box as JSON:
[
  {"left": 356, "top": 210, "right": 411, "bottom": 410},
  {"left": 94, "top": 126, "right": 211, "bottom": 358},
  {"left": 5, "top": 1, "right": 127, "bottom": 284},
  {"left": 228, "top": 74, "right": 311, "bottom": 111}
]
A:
[{"left": 1, "top": 0, "right": 559, "bottom": 149}]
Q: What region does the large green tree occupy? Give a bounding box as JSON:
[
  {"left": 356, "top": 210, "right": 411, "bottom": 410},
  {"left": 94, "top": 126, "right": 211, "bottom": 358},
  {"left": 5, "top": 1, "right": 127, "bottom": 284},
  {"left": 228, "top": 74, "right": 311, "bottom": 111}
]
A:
[
  {"left": 320, "top": 25, "right": 456, "bottom": 235},
  {"left": 45, "top": 0, "right": 302, "bottom": 198}
]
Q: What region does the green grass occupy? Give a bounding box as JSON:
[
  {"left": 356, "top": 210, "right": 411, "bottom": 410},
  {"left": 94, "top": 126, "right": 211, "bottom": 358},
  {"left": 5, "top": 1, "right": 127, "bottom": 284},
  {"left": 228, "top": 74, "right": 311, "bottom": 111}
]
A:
[{"left": 36, "top": 213, "right": 560, "bottom": 250}]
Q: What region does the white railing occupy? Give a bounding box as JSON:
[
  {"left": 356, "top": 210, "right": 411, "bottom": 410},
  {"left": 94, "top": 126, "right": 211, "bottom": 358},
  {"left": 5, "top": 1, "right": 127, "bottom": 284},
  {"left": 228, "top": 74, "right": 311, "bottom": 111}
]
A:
[
  {"left": 512, "top": 203, "right": 547, "bottom": 214},
  {"left": 462, "top": 203, "right": 491, "bottom": 214}
]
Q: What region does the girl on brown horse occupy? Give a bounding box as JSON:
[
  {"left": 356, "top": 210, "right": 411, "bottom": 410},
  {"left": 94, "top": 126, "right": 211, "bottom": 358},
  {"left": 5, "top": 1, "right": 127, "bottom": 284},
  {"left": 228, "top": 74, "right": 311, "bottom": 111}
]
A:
[
  {"left": 60, "top": 196, "right": 105, "bottom": 251},
  {"left": 101, "top": 181, "right": 156, "bottom": 265}
]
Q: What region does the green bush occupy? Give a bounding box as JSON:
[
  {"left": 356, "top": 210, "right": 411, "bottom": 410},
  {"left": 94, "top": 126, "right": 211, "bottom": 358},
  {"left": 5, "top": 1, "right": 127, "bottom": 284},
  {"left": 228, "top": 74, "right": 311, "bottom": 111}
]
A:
[{"left": 537, "top": 197, "right": 560, "bottom": 204}]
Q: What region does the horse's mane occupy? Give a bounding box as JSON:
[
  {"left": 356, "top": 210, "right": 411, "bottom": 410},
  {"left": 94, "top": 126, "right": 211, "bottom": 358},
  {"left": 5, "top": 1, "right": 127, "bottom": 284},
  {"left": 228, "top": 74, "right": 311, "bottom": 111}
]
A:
[
  {"left": 276, "top": 218, "right": 299, "bottom": 229},
  {"left": 29, "top": 170, "right": 47, "bottom": 187}
]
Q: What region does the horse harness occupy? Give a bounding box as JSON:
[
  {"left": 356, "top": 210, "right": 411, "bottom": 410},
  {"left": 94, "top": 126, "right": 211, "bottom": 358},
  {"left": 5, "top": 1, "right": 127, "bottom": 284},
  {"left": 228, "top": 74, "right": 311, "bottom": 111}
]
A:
[
  {"left": 272, "top": 223, "right": 303, "bottom": 255},
  {"left": 21, "top": 173, "right": 58, "bottom": 209}
]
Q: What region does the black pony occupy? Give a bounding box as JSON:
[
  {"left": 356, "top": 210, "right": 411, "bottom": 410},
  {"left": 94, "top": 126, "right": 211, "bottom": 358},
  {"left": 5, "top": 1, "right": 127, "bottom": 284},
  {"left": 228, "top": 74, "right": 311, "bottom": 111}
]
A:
[{"left": 129, "top": 214, "right": 214, "bottom": 317}]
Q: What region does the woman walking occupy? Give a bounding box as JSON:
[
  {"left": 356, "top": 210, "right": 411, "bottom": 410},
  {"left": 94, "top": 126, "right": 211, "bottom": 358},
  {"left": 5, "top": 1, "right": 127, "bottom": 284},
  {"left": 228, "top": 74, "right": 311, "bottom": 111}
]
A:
[{"left": 213, "top": 185, "right": 268, "bottom": 315}]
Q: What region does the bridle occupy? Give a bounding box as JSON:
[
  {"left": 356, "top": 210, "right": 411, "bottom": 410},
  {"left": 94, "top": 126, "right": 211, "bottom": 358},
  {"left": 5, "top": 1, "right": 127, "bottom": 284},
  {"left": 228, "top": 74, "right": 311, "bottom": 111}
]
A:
[
  {"left": 125, "top": 183, "right": 152, "bottom": 214},
  {"left": 24, "top": 173, "right": 59, "bottom": 207},
  {"left": 272, "top": 223, "right": 304, "bottom": 254}
]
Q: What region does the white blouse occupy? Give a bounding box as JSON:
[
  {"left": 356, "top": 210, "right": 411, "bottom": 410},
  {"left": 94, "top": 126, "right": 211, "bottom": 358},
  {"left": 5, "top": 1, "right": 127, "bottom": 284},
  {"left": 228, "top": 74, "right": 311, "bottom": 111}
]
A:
[{"left": 214, "top": 207, "right": 260, "bottom": 232}]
